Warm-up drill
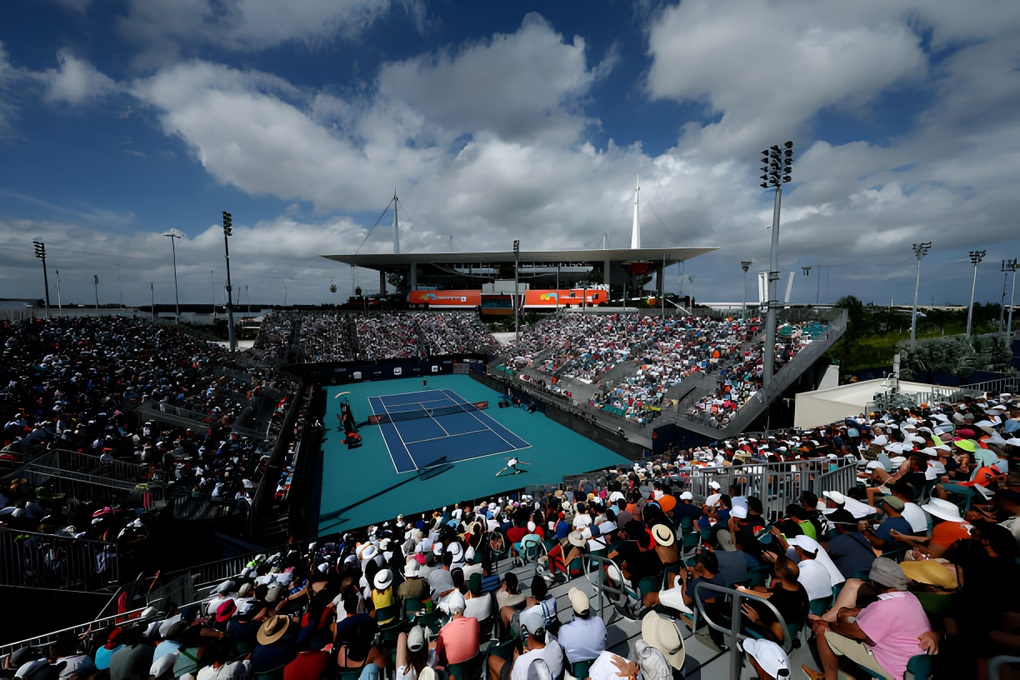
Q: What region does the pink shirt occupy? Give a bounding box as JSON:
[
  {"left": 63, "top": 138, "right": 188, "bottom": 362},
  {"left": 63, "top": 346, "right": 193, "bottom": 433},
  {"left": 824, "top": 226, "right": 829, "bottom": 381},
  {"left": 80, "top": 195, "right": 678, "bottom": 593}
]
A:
[
  {"left": 436, "top": 616, "right": 480, "bottom": 666},
  {"left": 857, "top": 591, "right": 930, "bottom": 679}
]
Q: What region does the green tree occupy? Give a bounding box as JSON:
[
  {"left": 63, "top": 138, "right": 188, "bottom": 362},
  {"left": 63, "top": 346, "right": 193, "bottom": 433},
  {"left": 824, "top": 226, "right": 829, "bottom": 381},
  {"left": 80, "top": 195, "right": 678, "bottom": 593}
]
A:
[{"left": 900, "top": 336, "right": 978, "bottom": 383}]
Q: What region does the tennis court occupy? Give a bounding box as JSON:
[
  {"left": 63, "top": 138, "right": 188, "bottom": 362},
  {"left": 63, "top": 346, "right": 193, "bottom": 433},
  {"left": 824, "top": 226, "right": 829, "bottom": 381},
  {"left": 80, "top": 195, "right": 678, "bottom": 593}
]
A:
[
  {"left": 317, "top": 374, "right": 630, "bottom": 535},
  {"left": 368, "top": 389, "right": 530, "bottom": 473}
]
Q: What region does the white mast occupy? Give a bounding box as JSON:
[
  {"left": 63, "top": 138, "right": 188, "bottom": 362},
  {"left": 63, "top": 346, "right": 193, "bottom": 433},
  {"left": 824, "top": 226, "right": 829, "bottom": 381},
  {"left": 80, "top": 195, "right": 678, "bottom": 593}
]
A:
[
  {"left": 392, "top": 189, "right": 400, "bottom": 254},
  {"left": 630, "top": 175, "right": 641, "bottom": 249}
]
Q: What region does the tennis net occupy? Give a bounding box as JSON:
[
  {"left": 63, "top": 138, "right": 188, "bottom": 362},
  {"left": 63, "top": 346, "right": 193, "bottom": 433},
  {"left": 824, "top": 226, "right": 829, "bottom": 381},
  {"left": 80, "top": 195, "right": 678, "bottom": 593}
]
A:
[{"left": 367, "top": 400, "right": 489, "bottom": 425}]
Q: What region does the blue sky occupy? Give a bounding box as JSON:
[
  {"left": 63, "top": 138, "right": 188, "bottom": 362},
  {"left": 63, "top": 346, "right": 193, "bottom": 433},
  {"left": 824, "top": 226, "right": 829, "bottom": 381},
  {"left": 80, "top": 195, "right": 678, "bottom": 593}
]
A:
[{"left": 2, "top": 0, "right": 1020, "bottom": 308}]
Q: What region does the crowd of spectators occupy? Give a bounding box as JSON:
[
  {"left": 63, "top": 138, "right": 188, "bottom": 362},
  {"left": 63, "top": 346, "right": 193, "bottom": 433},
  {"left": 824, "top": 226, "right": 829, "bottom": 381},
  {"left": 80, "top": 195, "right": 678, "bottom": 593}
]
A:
[
  {"left": 292, "top": 312, "right": 498, "bottom": 364},
  {"left": 505, "top": 314, "right": 826, "bottom": 426},
  {"left": 4, "top": 308, "right": 1020, "bottom": 679},
  {"left": 0, "top": 315, "right": 295, "bottom": 587}
]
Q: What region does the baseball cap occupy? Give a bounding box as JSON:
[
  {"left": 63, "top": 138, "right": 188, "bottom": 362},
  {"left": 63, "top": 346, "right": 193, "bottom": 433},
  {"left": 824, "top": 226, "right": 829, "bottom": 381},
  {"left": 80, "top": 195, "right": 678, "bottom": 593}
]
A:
[
  {"left": 869, "top": 557, "right": 908, "bottom": 590},
  {"left": 679, "top": 491, "right": 694, "bottom": 501},
  {"left": 568, "top": 588, "right": 590, "bottom": 615},
  {"left": 407, "top": 625, "right": 426, "bottom": 652},
  {"left": 520, "top": 605, "right": 546, "bottom": 635},
  {"left": 882, "top": 496, "right": 905, "bottom": 512}
]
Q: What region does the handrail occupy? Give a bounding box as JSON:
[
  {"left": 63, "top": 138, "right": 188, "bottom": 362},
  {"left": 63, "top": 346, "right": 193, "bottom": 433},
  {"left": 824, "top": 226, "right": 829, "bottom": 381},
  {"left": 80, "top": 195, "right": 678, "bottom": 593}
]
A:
[
  {"left": 679, "top": 457, "right": 856, "bottom": 522},
  {"left": 692, "top": 581, "right": 797, "bottom": 679},
  {"left": 988, "top": 656, "right": 1020, "bottom": 679},
  {"left": 0, "top": 526, "right": 120, "bottom": 589}
]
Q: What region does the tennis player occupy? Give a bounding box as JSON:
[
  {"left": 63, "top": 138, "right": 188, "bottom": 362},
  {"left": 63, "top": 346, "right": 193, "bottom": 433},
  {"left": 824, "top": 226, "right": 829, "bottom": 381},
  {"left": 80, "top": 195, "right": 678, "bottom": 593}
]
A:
[{"left": 496, "top": 456, "right": 530, "bottom": 477}]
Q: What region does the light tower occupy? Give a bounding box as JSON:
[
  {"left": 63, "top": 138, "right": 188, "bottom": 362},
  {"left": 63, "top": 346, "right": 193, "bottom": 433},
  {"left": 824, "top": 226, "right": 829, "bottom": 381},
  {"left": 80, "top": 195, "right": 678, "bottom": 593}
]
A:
[
  {"left": 513, "top": 240, "right": 520, "bottom": 342},
  {"left": 909, "top": 241, "right": 932, "bottom": 346},
  {"left": 222, "top": 211, "right": 236, "bottom": 352},
  {"left": 32, "top": 240, "right": 50, "bottom": 317},
  {"left": 759, "top": 140, "right": 793, "bottom": 389},
  {"left": 966, "top": 250, "right": 986, "bottom": 339}
]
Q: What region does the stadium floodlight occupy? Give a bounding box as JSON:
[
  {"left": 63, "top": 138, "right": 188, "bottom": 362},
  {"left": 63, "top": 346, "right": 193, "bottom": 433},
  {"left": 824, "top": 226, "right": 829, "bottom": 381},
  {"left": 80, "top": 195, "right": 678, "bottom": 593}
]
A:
[
  {"left": 909, "top": 241, "right": 933, "bottom": 347},
  {"left": 759, "top": 140, "right": 793, "bottom": 389},
  {"left": 32, "top": 240, "right": 51, "bottom": 317},
  {"left": 163, "top": 229, "right": 184, "bottom": 323},
  {"left": 1004, "top": 258, "right": 1019, "bottom": 340},
  {"left": 222, "top": 211, "right": 236, "bottom": 352},
  {"left": 513, "top": 240, "right": 520, "bottom": 342},
  {"left": 966, "top": 250, "right": 986, "bottom": 339},
  {"left": 740, "top": 260, "right": 753, "bottom": 323}
]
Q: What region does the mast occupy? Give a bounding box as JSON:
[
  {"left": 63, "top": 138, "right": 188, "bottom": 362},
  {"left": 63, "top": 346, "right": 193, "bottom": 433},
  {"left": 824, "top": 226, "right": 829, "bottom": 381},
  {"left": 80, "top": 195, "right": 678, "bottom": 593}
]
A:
[
  {"left": 630, "top": 175, "right": 640, "bottom": 249},
  {"left": 392, "top": 189, "right": 400, "bottom": 255}
]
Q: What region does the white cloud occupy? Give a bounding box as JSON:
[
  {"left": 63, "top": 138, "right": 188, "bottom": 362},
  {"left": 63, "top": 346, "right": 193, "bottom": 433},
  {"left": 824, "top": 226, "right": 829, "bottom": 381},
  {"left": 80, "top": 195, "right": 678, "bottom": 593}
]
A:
[
  {"left": 645, "top": 0, "right": 927, "bottom": 154},
  {"left": 118, "top": 0, "right": 406, "bottom": 68},
  {"left": 376, "top": 13, "right": 601, "bottom": 144},
  {"left": 41, "top": 50, "right": 118, "bottom": 104},
  {"left": 9, "top": 5, "right": 1020, "bottom": 308}
]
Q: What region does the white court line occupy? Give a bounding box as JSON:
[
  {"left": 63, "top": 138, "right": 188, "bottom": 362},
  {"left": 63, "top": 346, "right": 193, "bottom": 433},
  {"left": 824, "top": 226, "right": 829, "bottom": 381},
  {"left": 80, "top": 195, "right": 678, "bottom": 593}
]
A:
[
  {"left": 373, "top": 396, "right": 417, "bottom": 473},
  {"left": 439, "top": 388, "right": 521, "bottom": 450},
  {"left": 404, "top": 427, "right": 490, "bottom": 445}
]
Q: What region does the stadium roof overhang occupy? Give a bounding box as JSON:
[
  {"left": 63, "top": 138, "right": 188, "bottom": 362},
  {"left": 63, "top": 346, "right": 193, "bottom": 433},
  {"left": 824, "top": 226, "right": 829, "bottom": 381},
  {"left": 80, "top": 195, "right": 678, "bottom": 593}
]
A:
[
  {"left": 324, "top": 247, "right": 716, "bottom": 269},
  {"left": 323, "top": 246, "right": 717, "bottom": 293}
]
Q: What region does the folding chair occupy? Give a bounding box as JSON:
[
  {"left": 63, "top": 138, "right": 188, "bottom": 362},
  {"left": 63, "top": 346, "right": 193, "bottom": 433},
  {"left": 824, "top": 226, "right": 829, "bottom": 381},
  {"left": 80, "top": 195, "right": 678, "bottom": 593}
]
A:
[
  {"left": 517, "top": 533, "right": 548, "bottom": 579},
  {"left": 679, "top": 530, "right": 701, "bottom": 565},
  {"left": 483, "top": 531, "right": 511, "bottom": 571},
  {"left": 583, "top": 555, "right": 644, "bottom": 623}
]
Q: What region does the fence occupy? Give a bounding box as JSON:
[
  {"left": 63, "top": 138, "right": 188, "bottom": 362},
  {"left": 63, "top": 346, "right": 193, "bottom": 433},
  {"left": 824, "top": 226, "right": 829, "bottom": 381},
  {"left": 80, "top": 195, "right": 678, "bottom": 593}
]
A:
[
  {"left": 0, "top": 526, "right": 119, "bottom": 590},
  {"left": 959, "top": 376, "right": 1020, "bottom": 397},
  {"left": 865, "top": 384, "right": 982, "bottom": 414},
  {"left": 1, "top": 449, "right": 164, "bottom": 510},
  {"left": 681, "top": 457, "right": 856, "bottom": 522}
]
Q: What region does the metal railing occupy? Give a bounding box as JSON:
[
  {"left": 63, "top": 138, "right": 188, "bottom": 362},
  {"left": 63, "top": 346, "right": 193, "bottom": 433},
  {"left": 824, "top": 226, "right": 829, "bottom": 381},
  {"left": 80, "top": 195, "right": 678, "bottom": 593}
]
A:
[
  {"left": 681, "top": 458, "right": 855, "bottom": 522},
  {"left": 693, "top": 581, "right": 798, "bottom": 679},
  {"left": 865, "top": 383, "right": 982, "bottom": 414},
  {"left": 958, "top": 376, "right": 1020, "bottom": 397},
  {"left": 1, "top": 448, "right": 149, "bottom": 485},
  {"left": 1, "top": 449, "right": 164, "bottom": 510},
  {"left": 0, "top": 526, "right": 120, "bottom": 590}
]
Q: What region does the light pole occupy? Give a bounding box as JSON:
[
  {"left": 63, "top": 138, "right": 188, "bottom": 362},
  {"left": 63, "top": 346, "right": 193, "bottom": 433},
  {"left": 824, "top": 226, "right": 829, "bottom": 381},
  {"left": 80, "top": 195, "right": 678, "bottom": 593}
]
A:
[
  {"left": 211, "top": 270, "right": 216, "bottom": 320},
  {"left": 93, "top": 274, "right": 100, "bottom": 311},
  {"left": 55, "top": 269, "right": 62, "bottom": 316},
  {"left": 513, "top": 239, "right": 520, "bottom": 342},
  {"left": 32, "top": 240, "right": 50, "bottom": 317},
  {"left": 759, "top": 140, "right": 793, "bottom": 389},
  {"left": 245, "top": 284, "right": 250, "bottom": 314},
  {"left": 1006, "top": 258, "right": 1019, "bottom": 340},
  {"left": 909, "top": 241, "right": 932, "bottom": 347},
  {"left": 740, "top": 260, "right": 752, "bottom": 322},
  {"left": 966, "top": 250, "right": 986, "bottom": 339},
  {"left": 163, "top": 229, "right": 183, "bottom": 323},
  {"left": 222, "top": 212, "right": 236, "bottom": 351},
  {"left": 801, "top": 266, "right": 812, "bottom": 305}
]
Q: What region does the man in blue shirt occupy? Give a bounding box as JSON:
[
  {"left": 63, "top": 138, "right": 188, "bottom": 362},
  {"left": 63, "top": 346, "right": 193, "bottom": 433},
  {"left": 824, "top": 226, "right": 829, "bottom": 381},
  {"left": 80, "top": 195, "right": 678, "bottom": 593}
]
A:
[
  {"left": 859, "top": 496, "right": 911, "bottom": 553},
  {"left": 822, "top": 509, "right": 876, "bottom": 579}
]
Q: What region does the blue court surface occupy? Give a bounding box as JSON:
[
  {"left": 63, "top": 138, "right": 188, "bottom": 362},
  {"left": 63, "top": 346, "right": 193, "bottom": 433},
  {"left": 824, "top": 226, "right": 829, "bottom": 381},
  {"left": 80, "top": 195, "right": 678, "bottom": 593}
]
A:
[
  {"left": 317, "top": 374, "right": 630, "bottom": 536},
  {"left": 369, "top": 389, "right": 530, "bottom": 473}
]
